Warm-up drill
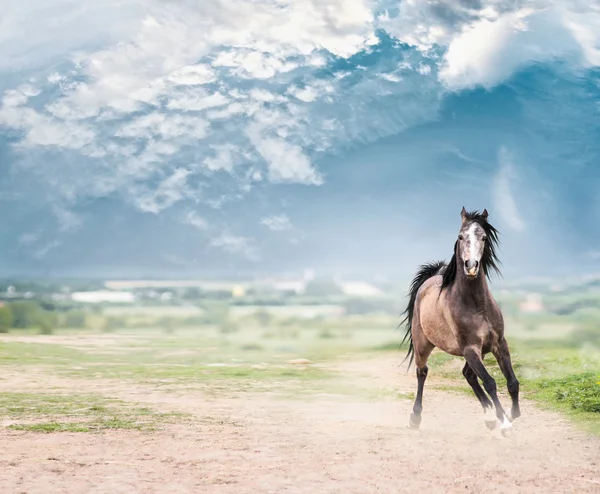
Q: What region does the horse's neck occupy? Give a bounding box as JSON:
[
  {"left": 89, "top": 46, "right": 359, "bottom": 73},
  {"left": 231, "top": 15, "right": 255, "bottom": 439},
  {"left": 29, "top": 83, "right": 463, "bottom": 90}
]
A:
[{"left": 453, "top": 271, "right": 490, "bottom": 308}]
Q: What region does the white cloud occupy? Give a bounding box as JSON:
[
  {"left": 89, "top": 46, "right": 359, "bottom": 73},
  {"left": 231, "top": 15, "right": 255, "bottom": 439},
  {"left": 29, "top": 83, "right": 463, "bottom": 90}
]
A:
[
  {"left": 210, "top": 232, "right": 258, "bottom": 261},
  {"left": 6, "top": 0, "right": 599, "bottom": 264},
  {"left": 0, "top": 0, "right": 145, "bottom": 72},
  {"left": 492, "top": 147, "right": 526, "bottom": 232},
  {"left": 261, "top": 214, "right": 292, "bottom": 232},
  {"left": 130, "top": 168, "right": 191, "bottom": 213},
  {"left": 182, "top": 210, "right": 208, "bottom": 230},
  {"left": 439, "top": 7, "right": 582, "bottom": 89},
  {"left": 32, "top": 240, "right": 62, "bottom": 260},
  {"left": 381, "top": 1, "right": 600, "bottom": 89},
  {"left": 249, "top": 134, "right": 323, "bottom": 185}
]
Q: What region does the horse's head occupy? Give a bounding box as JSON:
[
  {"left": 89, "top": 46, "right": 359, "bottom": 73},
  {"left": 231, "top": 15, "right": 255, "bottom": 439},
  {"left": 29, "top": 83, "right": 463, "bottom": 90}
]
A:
[{"left": 458, "top": 206, "right": 489, "bottom": 279}]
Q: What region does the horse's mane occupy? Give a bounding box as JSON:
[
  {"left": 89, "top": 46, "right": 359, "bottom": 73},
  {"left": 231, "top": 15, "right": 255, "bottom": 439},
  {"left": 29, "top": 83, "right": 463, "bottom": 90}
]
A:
[{"left": 441, "top": 210, "right": 501, "bottom": 290}]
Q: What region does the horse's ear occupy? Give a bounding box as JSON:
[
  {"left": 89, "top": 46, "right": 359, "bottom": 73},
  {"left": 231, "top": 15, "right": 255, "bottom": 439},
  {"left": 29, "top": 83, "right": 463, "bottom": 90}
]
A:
[
  {"left": 482, "top": 209, "right": 489, "bottom": 220},
  {"left": 461, "top": 206, "right": 467, "bottom": 222}
]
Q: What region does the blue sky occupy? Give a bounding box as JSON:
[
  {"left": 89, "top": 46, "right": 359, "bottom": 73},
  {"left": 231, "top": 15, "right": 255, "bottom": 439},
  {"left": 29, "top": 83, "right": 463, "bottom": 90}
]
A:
[{"left": 1, "top": 0, "right": 600, "bottom": 279}]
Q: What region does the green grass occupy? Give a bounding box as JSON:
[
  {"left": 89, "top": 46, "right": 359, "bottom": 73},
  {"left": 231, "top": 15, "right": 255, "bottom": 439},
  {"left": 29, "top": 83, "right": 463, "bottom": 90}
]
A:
[
  {"left": 1, "top": 321, "right": 598, "bottom": 434},
  {"left": 0, "top": 326, "right": 401, "bottom": 389},
  {"left": 0, "top": 392, "right": 189, "bottom": 433},
  {"left": 523, "top": 373, "right": 600, "bottom": 435}
]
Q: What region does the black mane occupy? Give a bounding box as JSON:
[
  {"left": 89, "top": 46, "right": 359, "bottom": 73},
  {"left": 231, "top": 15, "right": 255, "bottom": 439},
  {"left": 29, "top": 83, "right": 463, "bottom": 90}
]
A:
[{"left": 441, "top": 210, "right": 501, "bottom": 290}]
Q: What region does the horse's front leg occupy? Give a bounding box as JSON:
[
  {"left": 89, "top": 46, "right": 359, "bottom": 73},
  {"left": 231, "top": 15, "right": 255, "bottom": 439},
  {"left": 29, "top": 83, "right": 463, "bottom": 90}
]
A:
[
  {"left": 463, "top": 346, "right": 512, "bottom": 434},
  {"left": 461, "top": 362, "right": 497, "bottom": 430},
  {"left": 492, "top": 337, "right": 521, "bottom": 421}
]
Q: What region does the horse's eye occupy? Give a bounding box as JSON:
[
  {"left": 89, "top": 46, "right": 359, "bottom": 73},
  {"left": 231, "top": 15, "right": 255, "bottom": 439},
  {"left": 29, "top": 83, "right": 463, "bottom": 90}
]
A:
[
  {"left": 482, "top": 236, "right": 487, "bottom": 241},
  {"left": 458, "top": 234, "right": 464, "bottom": 241}
]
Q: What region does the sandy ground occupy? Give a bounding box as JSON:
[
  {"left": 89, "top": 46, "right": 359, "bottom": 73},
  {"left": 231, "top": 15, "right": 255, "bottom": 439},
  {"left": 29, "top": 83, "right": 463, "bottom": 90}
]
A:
[{"left": 1, "top": 355, "right": 599, "bottom": 494}]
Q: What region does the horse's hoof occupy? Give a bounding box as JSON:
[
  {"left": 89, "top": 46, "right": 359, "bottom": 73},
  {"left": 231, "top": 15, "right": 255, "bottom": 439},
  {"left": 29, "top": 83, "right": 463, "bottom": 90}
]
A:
[
  {"left": 485, "top": 420, "right": 497, "bottom": 431},
  {"left": 500, "top": 415, "right": 513, "bottom": 437},
  {"left": 409, "top": 413, "right": 421, "bottom": 429},
  {"left": 483, "top": 407, "right": 497, "bottom": 430}
]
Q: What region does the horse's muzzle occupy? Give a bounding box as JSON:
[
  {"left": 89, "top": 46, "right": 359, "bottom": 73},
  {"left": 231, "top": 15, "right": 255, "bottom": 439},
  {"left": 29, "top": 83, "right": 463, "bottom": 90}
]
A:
[{"left": 464, "top": 259, "right": 479, "bottom": 278}]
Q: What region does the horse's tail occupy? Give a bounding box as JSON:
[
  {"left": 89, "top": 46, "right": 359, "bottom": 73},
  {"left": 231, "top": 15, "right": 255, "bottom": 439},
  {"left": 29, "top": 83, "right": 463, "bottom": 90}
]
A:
[{"left": 400, "top": 260, "right": 446, "bottom": 369}]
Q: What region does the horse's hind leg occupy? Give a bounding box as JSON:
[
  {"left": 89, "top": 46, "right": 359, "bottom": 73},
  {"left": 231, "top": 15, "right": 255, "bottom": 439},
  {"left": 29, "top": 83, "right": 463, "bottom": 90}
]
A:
[
  {"left": 492, "top": 338, "right": 521, "bottom": 421},
  {"left": 409, "top": 323, "right": 434, "bottom": 429},
  {"left": 462, "top": 362, "right": 496, "bottom": 430}
]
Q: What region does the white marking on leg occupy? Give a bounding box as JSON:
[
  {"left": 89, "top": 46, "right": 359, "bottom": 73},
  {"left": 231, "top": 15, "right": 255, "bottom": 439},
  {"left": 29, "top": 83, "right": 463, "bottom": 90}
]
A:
[{"left": 500, "top": 414, "right": 512, "bottom": 430}]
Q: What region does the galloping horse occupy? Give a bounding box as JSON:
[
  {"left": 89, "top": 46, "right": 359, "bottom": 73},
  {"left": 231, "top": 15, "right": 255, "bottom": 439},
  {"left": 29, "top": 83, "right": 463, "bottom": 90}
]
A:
[{"left": 401, "top": 207, "right": 520, "bottom": 433}]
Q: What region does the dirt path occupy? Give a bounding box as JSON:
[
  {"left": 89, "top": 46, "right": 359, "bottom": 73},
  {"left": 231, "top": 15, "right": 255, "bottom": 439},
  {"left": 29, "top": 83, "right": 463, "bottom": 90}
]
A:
[{"left": 1, "top": 355, "right": 599, "bottom": 493}]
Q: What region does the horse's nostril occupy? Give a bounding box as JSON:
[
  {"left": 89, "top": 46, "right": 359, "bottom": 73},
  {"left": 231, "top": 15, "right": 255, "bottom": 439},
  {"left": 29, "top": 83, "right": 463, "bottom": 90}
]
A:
[{"left": 465, "top": 259, "right": 478, "bottom": 270}]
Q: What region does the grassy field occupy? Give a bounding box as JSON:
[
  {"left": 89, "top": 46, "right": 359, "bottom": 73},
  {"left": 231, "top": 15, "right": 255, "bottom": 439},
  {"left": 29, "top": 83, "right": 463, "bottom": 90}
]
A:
[{"left": 0, "top": 309, "right": 598, "bottom": 436}]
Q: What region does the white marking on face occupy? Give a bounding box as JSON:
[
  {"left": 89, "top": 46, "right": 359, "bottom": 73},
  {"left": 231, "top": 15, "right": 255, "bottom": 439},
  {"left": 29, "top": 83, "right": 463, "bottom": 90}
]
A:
[{"left": 467, "top": 223, "right": 478, "bottom": 261}]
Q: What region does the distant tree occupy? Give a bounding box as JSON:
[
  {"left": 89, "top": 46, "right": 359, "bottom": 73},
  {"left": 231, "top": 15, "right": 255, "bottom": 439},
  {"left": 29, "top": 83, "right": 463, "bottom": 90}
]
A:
[
  {"left": 10, "top": 301, "right": 41, "bottom": 328},
  {"left": 0, "top": 305, "right": 13, "bottom": 333},
  {"left": 253, "top": 309, "right": 273, "bottom": 327},
  {"left": 102, "top": 316, "right": 126, "bottom": 333},
  {"left": 304, "top": 279, "right": 343, "bottom": 298},
  {"left": 219, "top": 320, "right": 239, "bottom": 334},
  {"left": 64, "top": 310, "right": 87, "bottom": 328},
  {"left": 182, "top": 287, "right": 202, "bottom": 301},
  {"left": 158, "top": 316, "right": 176, "bottom": 334},
  {"left": 37, "top": 311, "right": 58, "bottom": 335},
  {"left": 201, "top": 301, "right": 231, "bottom": 325}
]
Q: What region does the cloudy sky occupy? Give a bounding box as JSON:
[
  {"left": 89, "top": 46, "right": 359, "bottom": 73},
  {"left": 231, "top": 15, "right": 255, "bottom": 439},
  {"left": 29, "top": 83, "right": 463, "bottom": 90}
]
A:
[{"left": 1, "top": 0, "right": 600, "bottom": 279}]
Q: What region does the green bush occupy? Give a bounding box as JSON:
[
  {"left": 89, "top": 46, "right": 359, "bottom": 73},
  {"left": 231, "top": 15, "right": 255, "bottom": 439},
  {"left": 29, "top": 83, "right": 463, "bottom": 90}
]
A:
[
  {"left": 536, "top": 373, "right": 600, "bottom": 413},
  {"left": 158, "top": 316, "right": 176, "bottom": 334},
  {"left": 219, "top": 320, "right": 239, "bottom": 334},
  {"left": 318, "top": 329, "right": 336, "bottom": 339},
  {"left": 200, "top": 301, "right": 230, "bottom": 325},
  {"left": 102, "top": 316, "right": 126, "bottom": 333},
  {"left": 37, "top": 312, "right": 58, "bottom": 335},
  {"left": 9, "top": 301, "right": 41, "bottom": 328},
  {"left": 0, "top": 305, "right": 13, "bottom": 333},
  {"left": 253, "top": 309, "right": 273, "bottom": 327},
  {"left": 63, "top": 310, "right": 87, "bottom": 328}
]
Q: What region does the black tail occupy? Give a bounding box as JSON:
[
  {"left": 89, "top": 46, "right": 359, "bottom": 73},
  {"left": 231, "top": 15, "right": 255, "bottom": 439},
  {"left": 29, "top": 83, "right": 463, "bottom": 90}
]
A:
[{"left": 400, "top": 260, "right": 446, "bottom": 369}]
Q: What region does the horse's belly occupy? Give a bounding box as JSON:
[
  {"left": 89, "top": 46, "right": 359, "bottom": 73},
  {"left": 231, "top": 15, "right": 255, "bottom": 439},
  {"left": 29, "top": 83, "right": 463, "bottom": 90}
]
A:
[
  {"left": 419, "top": 314, "right": 462, "bottom": 356},
  {"left": 418, "top": 289, "right": 462, "bottom": 356},
  {"left": 425, "top": 327, "right": 463, "bottom": 356}
]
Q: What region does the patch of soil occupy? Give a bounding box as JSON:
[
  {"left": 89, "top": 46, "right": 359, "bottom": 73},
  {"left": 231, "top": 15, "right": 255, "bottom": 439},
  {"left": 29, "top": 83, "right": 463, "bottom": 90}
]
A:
[{"left": 1, "top": 355, "right": 599, "bottom": 493}]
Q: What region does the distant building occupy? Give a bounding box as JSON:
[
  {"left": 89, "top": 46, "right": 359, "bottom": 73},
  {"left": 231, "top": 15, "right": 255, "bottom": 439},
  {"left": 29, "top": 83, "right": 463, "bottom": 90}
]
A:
[
  {"left": 231, "top": 285, "right": 246, "bottom": 297},
  {"left": 71, "top": 291, "right": 135, "bottom": 304},
  {"left": 519, "top": 293, "right": 544, "bottom": 313},
  {"left": 339, "top": 281, "right": 383, "bottom": 297}
]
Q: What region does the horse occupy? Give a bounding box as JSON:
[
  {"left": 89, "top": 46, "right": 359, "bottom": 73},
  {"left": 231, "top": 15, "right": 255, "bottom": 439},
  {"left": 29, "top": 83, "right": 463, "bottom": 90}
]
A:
[{"left": 400, "top": 207, "right": 520, "bottom": 434}]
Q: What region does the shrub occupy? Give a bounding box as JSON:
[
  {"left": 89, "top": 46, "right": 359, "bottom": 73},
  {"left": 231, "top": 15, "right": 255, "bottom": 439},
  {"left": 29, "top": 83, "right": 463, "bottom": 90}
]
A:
[
  {"left": 9, "top": 301, "right": 41, "bottom": 328},
  {"left": 219, "top": 321, "right": 239, "bottom": 334},
  {"left": 318, "top": 329, "right": 336, "bottom": 339},
  {"left": 102, "top": 316, "right": 126, "bottom": 333},
  {"left": 63, "top": 310, "right": 87, "bottom": 328},
  {"left": 537, "top": 373, "right": 600, "bottom": 413},
  {"left": 0, "top": 305, "right": 13, "bottom": 333},
  {"left": 37, "top": 312, "right": 58, "bottom": 335},
  {"left": 158, "top": 316, "right": 176, "bottom": 334},
  {"left": 253, "top": 309, "right": 273, "bottom": 327}
]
